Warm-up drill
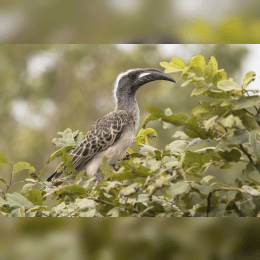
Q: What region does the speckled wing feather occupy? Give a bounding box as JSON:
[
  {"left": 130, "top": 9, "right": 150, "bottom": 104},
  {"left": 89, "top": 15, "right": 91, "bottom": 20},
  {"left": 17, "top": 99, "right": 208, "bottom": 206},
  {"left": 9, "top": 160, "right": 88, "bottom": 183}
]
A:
[{"left": 47, "top": 110, "right": 130, "bottom": 181}]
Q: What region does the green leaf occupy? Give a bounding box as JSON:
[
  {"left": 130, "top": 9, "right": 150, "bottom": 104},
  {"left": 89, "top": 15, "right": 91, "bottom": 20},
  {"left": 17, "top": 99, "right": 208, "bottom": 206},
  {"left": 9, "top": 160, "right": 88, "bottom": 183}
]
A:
[
  {"left": 172, "top": 131, "right": 189, "bottom": 139},
  {"left": 204, "top": 116, "right": 218, "bottom": 131},
  {"left": 213, "top": 70, "right": 227, "bottom": 86},
  {"left": 217, "top": 80, "right": 242, "bottom": 91},
  {"left": 142, "top": 114, "right": 158, "bottom": 128},
  {"left": 0, "top": 196, "right": 7, "bottom": 207},
  {"left": 243, "top": 71, "right": 256, "bottom": 88},
  {"left": 191, "top": 84, "right": 211, "bottom": 96},
  {"left": 181, "top": 79, "right": 193, "bottom": 87},
  {"left": 249, "top": 130, "right": 260, "bottom": 159},
  {"left": 208, "top": 203, "right": 226, "bottom": 217},
  {"left": 160, "top": 62, "right": 183, "bottom": 73},
  {"left": 75, "top": 132, "right": 85, "bottom": 143},
  {"left": 5, "top": 192, "right": 34, "bottom": 209},
  {"left": 181, "top": 67, "right": 195, "bottom": 80},
  {"left": 109, "top": 159, "right": 152, "bottom": 181},
  {"left": 238, "top": 200, "right": 254, "bottom": 216},
  {"left": 201, "top": 175, "right": 215, "bottom": 185},
  {"left": 144, "top": 106, "right": 188, "bottom": 127},
  {"left": 100, "top": 156, "right": 115, "bottom": 180},
  {"left": 220, "top": 115, "right": 235, "bottom": 128},
  {"left": 238, "top": 112, "right": 257, "bottom": 130},
  {"left": 204, "top": 56, "right": 218, "bottom": 83},
  {"left": 170, "top": 57, "right": 186, "bottom": 69},
  {"left": 0, "top": 152, "right": 8, "bottom": 165},
  {"left": 134, "top": 128, "right": 157, "bottom": 145},
  {"left": 242, "top": 185, "right": 260, "bottom": 196},
  {"left": 52, "top": 128, "right": 84, "bottom": 148},
  {"left": 203, "top": 89, "right": 229, "bottom": 99},
  {"left": 183, "top": 151, "right": 212, "bottom": 171},
  {"left": 119, "top": 183, "right": 141, "bottom": 197},
  {"left": 162, "top": 108, "right": 174, "bottom": 129},
  {"left": 166, "top": 181, "right": 191, "bottom": 197},
  {"left": 185, "top": 116, "right": 211, "bottom": 140},
  {"left": 218, "top": 149, "right": 241, "bottom": 162},
  {"left": 0, "top": 177, "right": 7, "bottom": 186},
  {"left": 220, "top": 115, "right": 245, "bottom": 130},
  {"left": 254, "top": 114, "right": 260, "bottom": 123},
  {"left": 189, "top": 55, "right": 206, "bottom": 77},
  {"left": 107, "top": 207, "right": 121, "bottom": 217},
  {"left": 233, "top": 96, "right": 260, "bottom": 110},
  {"left": 60, "top": 184, "right": 86, "bottom": 195},
  {"left": 20, "top": 183, "right": 35, "bottom": 195},
  {"left": 11, "top": 207, "right": 26, "bottom": 217},
  {"left": 75, "top": 198, "right": 95, "bottom": 211},
  {"left": 221, "top": 100, "right": 236, "bottom": 107},
  {"left": 12, "top": 162, "right": 35, "bottom": 175},
  {"left": 26, "top": 190, "right": 43, "bottom": 206},
  {"left": 162, "top": 156, "right": 179, "bottom": 168},
  {"left": 215, "top": 130, "right": 249, "bottom": 151},
  {"left": 145, "top": 106, "right": 165, "bottom": 118},
  {"left": 74, "top": 170, "right": 86, "bottom": 184},
  {"left": 191, "top": 183, "right": 212, "bottom": 195},
  {"left": 166, "top": 140, "right": 189, "bottom": 154},
  {"left": 191, "top": 105, "right": 209, "bottom": 116},
  {"left": 220, "top": 163, "right": 233, "bottom": 169},
  {"left": 46, "top": 145, "right": 75, "bottom": 165},
  {"left": 163, "top": 113, "right": 189, "bottom": 126}
]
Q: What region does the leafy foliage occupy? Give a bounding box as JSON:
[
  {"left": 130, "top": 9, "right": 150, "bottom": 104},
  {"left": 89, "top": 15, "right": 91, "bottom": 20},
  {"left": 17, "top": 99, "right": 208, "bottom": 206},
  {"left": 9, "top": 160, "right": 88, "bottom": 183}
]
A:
[{"left": 1, "top": 55, "right": 260, "bottom": 217}]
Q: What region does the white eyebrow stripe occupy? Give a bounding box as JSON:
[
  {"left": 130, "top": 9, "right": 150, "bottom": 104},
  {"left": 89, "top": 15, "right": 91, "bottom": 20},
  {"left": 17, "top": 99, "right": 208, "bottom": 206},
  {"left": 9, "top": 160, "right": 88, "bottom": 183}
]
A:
[
  {"left": 139, "top": 72, "right": 151, "bottom": 78},
  {"left": 113, "top": 69, "right": 137, "bottom": 103}
]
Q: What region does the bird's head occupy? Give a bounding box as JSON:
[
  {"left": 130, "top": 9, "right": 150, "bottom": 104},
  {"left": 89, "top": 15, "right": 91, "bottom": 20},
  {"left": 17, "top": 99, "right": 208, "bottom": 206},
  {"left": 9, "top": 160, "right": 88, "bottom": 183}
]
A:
[{"left": 113, "top": 68, "right": 176, "bottom": 104}]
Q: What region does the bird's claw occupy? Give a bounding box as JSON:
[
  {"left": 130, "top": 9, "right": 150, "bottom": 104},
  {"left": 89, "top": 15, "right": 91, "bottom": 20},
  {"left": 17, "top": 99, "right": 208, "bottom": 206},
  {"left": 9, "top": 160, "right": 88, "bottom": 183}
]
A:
[{"left": 94, "top": 172, "right": 103, "bottom": 181}]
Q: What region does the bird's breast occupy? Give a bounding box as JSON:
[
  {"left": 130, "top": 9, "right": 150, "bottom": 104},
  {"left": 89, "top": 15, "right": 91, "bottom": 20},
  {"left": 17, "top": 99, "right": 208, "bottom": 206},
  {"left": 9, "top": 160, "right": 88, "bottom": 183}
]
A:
[{"left": 85, "top": 125, "right": 136, "bottom": 176}]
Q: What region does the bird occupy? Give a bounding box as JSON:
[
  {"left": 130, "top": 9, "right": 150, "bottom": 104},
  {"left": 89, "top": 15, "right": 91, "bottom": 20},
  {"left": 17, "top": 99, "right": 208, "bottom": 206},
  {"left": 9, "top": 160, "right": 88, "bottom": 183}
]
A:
[{"left": 47, "top": 68, "right": 175, "bottom": 182}]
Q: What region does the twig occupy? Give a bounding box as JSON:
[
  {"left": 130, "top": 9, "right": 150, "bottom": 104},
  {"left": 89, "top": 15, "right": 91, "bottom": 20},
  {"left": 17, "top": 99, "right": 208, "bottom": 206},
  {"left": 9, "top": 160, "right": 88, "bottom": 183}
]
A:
[
  {"left": 254, "top": 106, "right": 259, "bottom": 114},
  {"left": 216, "top": 121, "right": 227, "bottom": 132},
  {"left": 207, "top": 192, "right": 213, "bottom": 217},
  {"left": 89, "top": 196, "right": 155, "bottom": 217},
  {"left": 191, "top": 186, "right": 242, "bottom": 216},
  {"left": 5, "top": 164, "right": 13, "bottom": 198},
  {"left": 239, "top": 144, "right": 253, "bottom": 163}
]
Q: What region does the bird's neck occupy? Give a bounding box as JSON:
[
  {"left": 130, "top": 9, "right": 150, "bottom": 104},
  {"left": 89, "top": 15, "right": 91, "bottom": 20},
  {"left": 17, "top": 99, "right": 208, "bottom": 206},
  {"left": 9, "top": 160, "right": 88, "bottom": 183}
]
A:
[{"left": 115, "top": 96, "right": 140, "bottom": 131}]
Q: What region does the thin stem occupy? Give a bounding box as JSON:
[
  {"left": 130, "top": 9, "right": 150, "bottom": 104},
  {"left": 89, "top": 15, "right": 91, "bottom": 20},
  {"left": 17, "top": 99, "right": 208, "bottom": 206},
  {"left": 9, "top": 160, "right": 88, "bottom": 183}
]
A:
[
  {"left": 216, "top": 121, "right": 228, "bottom": 132},
  {"left": 243, "top": 108, "right": 254, "bottom": 116},
  {"left": 254, "top": 106, "right": 259, "bottom": 114},
  {"left": 192, "top": 185, "right": 255, "bottom": 217},
  {"left": 207, "top": 192, "right": 213, "bottom": 217},
  {"left": 90, "top": 196, "right": 155, "bottom": 217},
  {"left": 5, "top": 164, "right": 13, "bottom": 198},
  {"left": 239, "top": 144, "right": 253, "bottom": 163},
  {"left": 218, "top": 109, "right": 232, "bottom": 121}
]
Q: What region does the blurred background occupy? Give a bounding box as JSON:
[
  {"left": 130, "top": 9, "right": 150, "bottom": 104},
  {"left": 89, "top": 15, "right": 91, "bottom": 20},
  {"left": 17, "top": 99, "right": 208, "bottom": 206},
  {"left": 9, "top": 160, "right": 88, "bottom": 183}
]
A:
[
  {"left": 0, "top": 44, "right": 260, "bottom": 193},
  {"left": 0, "top": 0, "right": 260, "bottom": 43},
  {"left": 1, "top": 218, "right": 260, "bottom": 259}
]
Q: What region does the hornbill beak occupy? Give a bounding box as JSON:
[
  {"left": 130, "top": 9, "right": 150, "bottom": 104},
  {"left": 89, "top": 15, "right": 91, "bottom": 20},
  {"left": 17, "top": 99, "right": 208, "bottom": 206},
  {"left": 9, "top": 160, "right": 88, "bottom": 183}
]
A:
[{"left": 137, "top": 68, "right": 176, "bottom": 85}]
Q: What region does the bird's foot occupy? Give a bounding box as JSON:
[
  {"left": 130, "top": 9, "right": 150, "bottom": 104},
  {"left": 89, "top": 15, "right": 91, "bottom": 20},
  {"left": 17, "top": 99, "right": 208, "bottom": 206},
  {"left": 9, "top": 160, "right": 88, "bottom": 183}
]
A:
[
  {"left": 112, "top": 163, "right": 120, "bottom": 171},
  {"left": 94, "top": 172, "right": 103, "bottom": 181}
]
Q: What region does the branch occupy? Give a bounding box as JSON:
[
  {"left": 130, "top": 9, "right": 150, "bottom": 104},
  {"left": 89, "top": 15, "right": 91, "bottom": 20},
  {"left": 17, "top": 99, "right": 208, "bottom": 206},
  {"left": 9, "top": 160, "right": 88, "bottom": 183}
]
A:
[
  {"left": 205, "top": 186, "right": 259, "bottom": 217},
  {"left": 90, "top": 196, "right": 155, "bottom": 217},
  {"left": 239, "top": 144, "right": 253, "bottom": 163}
]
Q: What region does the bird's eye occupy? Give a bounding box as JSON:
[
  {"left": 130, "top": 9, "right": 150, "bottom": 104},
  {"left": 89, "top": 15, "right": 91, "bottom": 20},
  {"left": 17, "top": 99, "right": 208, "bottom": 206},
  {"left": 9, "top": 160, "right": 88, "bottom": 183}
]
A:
[{"left": 129, "top": 74, "right": 136, "bottom": 80}]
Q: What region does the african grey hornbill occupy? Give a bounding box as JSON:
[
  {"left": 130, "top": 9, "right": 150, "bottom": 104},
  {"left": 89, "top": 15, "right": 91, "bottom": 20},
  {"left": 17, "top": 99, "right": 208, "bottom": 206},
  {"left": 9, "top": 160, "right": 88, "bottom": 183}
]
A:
[{"left": 47, "top": 68, "right": 175, "bottom": 182}]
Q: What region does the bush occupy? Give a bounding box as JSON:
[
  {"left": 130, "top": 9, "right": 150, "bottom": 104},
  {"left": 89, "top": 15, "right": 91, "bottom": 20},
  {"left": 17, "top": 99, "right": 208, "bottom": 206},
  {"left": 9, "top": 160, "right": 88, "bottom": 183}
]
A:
[{"left": 1, "top": 55, "right": 259, "bottom": 217}]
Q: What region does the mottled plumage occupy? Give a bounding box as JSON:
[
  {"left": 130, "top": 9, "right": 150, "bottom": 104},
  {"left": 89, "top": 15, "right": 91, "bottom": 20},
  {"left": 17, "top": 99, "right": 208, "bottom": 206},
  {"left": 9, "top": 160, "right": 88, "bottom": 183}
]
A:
[
  {"left": 47, "top": 68, "right": 175, "bottom": 181},
  {"left": 70, "top": 110, "right": 131, "bottom": 169}
]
